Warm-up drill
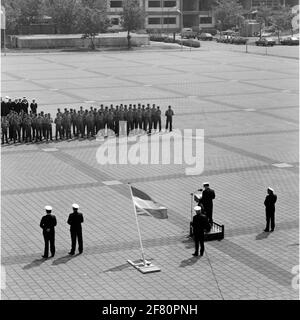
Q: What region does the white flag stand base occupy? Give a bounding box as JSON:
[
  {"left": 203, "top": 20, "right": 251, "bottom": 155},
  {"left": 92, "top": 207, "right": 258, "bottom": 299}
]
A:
[{"left": 127, "top": 259, "right": 161, "bottom": 274}]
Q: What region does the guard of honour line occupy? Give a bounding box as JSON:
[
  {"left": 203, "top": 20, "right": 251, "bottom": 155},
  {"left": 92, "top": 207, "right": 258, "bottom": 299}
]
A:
[{"left": 1, "top": 96, "right": 175, "bottom": 144}]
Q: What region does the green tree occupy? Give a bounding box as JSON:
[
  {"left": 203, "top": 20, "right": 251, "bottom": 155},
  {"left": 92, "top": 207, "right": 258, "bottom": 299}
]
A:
[
  {"left": 256, "top": 3, "right": 274, "bottom": 36},
  {"left": 1, "top": 0, "right": 21, "bottom": 34},
  {"left": 272, "top": 5, "right": 297, "bottom": 38},
  {"left": 80, "top": 0, "right": 108, "bottom": 10},
  {"left": 44, "top": 0, "right": 81, "bottom": 34},
  {"left": 120, "top": 0, "right": 145, "bottom": 49},
  {"left": 2, "top": 0, "right": 44, "bottom": 33},
  {"left": 78, "top": 6, "right": 110, "bottom": 49},
  {"left": 214, "top": 0, "right": 244, "bottom": 32}
]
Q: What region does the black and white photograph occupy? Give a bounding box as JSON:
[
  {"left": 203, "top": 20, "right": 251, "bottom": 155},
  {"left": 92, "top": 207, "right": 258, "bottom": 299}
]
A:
[{"left": 0, "top": 0, "right": 299, "bottom": 312}]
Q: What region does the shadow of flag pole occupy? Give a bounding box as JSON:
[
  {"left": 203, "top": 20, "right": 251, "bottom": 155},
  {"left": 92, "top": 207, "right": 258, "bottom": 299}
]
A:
[{"left": 127, "top": 183, "right": 161, "bottom": 274}]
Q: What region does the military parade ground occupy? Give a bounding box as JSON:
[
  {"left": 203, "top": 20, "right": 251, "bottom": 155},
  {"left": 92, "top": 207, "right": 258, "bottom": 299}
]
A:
[{"left": 1, "top": 43, "right": 299, "bottom": 300}]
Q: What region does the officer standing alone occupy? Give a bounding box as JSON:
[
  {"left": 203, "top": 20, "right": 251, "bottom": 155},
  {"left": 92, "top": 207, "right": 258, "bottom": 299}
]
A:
[
  {"left": 40, "top": 205, "right": 57, "bottom": 258},
  {"left": 192, "top": 206, "right": 211, "bottom": 257},
  {"left": 165, "top": 105, "right": 174, "bottom": 132},
  {"left": 264, "top": 187, "right": 277, "bottom": 232},
  {"left": 67, "top": 204, "right": 84, "bottom": 255}
]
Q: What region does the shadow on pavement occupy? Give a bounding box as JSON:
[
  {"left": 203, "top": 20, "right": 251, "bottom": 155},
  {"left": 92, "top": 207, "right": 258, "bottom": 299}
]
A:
[
  {"left": 256, "top": 231, "right": 271, "bottom": 240},
  {"left": 179, "top": 256, "right": 200, "bottom": 268},
  {"left": 182, "top": 237, "right": 194, "bottom": 250},
  {"left": 52, "top": 254, "right": 77, "bottom": 266},
  {"left": 287, "top": 243, "right": 299, "bottom": 247},
  {"left": 23, "top": 258, "right": 48, "bottom": 270},
  {"left": 103, "top": 262, "right": 131, "bottom": 273}
]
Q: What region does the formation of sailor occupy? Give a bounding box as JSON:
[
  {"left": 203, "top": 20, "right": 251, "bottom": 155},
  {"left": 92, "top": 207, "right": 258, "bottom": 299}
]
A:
[{"left": 1, "top": 100, "right": 175, "bottom": 144}]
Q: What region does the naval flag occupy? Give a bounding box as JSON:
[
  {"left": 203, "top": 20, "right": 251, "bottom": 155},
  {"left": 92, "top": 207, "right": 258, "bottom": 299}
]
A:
[{"left": 130, "top": 186, "right": 168, "bottom": 219}]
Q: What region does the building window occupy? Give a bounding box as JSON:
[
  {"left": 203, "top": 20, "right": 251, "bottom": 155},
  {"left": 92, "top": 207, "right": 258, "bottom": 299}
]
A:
[
  {"left": 199, "top": 0, "right": 210, "bottom": 11},
  {"left": 110, "top": 0, "right": 123, "bottom": 8},
  {"left": 200, "top": 17, "right": 212, "bottom": 24},
  {"left": 148, "top": 17, "right": 161, "bottom": 24},
  {"left": 164, "top": 1, "right": 176, "bottom": 7},
  {"left": 148, "top": 1, "right": 161, "bottom": 8},
  {"left": 111, "top": 18, "right": 119, "bottom": 25},
  {"left": 163, "top": 17, "right": 176, "bottom": 24}
]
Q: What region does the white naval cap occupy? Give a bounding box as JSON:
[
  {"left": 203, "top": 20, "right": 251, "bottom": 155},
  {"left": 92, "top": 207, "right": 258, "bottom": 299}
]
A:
[
  {"left": 72, "top": 203, "right": 79, "bottom": 209},
  {"left": 194, "top": 206, "right": 202, "bottom": 211},
  {"left": 45, "top": 205, "right": 52, "bottom": 211},
  {"left": 203, "top": 182, "right": 210, "bottom": 186},
  {"left": 268, "top": 187, "right": 274, "bottom": 192}
]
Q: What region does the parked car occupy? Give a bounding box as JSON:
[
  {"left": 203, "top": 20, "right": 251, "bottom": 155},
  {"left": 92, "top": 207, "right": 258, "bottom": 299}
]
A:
[
  {"left": 198, "top": 33, "right": 213, "bottom": 41},
  {"left": 201, "top": 28, "right": 218, "bottom": 36},
  {"left": 216, "top": 36, "right": 226, "bottom": 43},
  {"left": 255, "top": 37, "right": 276, "bottom": 46},
  {"left": 216, "top": 35, "right": 231, "bottom": 43},
  {"left": 280, "top": 36, "right": 299, "bottom": 45},
  {"left": 223, "top": 35, "right": 233, "bottom": 43},
  {"left": 231, "top": 36, "right": 248, "bottom": 45},
  {"left": 181, "top": 28, "right": 198, "bottom": 39},
  {"left": 261, "top": 32, "right": 273, "bottom": 37}
]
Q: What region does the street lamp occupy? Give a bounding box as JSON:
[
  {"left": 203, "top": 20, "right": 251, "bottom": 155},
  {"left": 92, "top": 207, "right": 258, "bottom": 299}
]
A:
[
  {"left": 167, "top": 6, "right": 178, "bottom": 39},
  {"left": 175, "top": 7, "right": 183, "bottom": 50}
]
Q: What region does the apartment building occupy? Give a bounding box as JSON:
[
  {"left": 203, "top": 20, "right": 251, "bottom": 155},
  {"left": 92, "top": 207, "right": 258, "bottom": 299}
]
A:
[
  {"left": 241, "top": 0, "right": 298, "bottom": 9},
  {"left": 107, "top": 0, "right": 215, "bottom": 32}
]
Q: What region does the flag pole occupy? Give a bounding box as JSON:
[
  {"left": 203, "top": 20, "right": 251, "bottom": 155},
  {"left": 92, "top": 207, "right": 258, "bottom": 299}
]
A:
[{"left": 128, "top": 183, "right": 146, "bottom": 266}]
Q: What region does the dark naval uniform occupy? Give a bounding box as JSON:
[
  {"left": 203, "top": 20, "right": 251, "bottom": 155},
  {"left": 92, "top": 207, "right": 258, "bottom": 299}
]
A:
[
  {"left": 165, "top": 106, "right": 174, "bottom": 132},
  {"left": 199, "top": 185, "right": 215, "bottom": 224},
  {"left": 67, "top": 205, "right": 84, "bottom": 255},
  {"left": 192, "top": 207, "right": 211, "bottom": 256},
  {"left": 264, "top": 188, "right": 277, "bottom": 232},
  {"left": 40, "top": 207, "right": 57, "bottom": 258}
]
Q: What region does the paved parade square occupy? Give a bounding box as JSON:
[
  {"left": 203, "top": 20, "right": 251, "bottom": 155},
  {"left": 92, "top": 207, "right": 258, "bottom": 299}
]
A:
[{"left": 1, "top": 45, "right": 299, "bottom": 300}]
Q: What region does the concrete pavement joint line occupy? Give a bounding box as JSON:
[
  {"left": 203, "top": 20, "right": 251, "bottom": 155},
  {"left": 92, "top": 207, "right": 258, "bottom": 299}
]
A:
[
  {"left": 209, "top": 239, "right": 294, "bottom": 287},
  {"left": 3, "top": 84, "right": 143, "bottom": 93},
  {"left": 206, "top": 137, "right": 298, "bottom": 174},
  {"left": 29, "top": 79, "right": 91, "bottom": 102},
  {"left": 1, "top": 164, "right": 276, "bottom": 196},
  {"left": 239, "top": 79, "right": 299, "bottom": 95},
  {"left": 1, "top": 126, "right": 298, "bottom": 157},
  {"left": 225, "top": 219, "right": 299, "bottom": 238},
  {"left": 227, "top": 62, "right": 298, "bottom": 77},
  {"left": 49, "top": 150, "right": 113, "bottom": 183},
  {"left": 202, "top": 96, "right": 299, "bottom": 125},
  {"left": 1, "top": 182, "right": 104, "bottom": 196},
  {"left": 164, "top": 49, "right": 299, "bottom": 63},
  {"left": 3, "top": 71, "right": 27, "bottom": 81}
]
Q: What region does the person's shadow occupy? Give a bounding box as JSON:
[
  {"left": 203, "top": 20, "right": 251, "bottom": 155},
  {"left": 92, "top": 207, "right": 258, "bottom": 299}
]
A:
[
  {"left": 182, "top": 236, "right": 194, "bottom": 250},
  {"left": 52, "top": 254, "right": 77, "bottom": 266},
  {"left": 23, "top": 258, "right": 48, "bottom": 270},
  {"left": 179, "top": 256, "right": 200, "bottom": 268},
  {"left": 256, "top": 231, "right": 271, "bottom": 240}
]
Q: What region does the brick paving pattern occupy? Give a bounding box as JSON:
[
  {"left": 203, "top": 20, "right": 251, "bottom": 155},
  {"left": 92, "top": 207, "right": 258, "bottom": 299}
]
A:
[{"left": 1, "top": 46, "right": 299, "bottom": 300}]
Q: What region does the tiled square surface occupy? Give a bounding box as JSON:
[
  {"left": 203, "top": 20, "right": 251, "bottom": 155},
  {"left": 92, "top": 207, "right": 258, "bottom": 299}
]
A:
[{"left": 1, "top": 47, "right": 298, "bottom": 300}]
